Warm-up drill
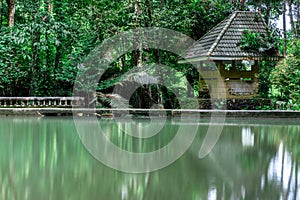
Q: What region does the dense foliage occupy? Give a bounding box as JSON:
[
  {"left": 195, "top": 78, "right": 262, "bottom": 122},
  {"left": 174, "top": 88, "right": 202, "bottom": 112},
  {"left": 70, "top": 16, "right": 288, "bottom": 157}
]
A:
[
  {"left": 240, "top": 29, "right": 280, "bottom": 55},
  {"left": 270, "top": 39, "right": 300, "bottom": 109},
  {"left": 0, "top": 0, "right": 237, "bottom": 98},
  {"left": 0, "top": 0, "right": 299, "bottom": 109}
]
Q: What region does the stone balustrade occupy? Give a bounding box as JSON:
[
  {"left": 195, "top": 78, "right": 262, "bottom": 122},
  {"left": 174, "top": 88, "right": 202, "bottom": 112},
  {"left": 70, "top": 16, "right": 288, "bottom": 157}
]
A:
[{"left": 0, "top": 97, "right": 84, "bottom": 107}]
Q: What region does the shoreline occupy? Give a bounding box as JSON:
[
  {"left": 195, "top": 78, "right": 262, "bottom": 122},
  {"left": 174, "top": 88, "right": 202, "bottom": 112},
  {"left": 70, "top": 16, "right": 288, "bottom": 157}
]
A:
[{"left": 0, "top": 108, "right": 300, "bottom": 118}]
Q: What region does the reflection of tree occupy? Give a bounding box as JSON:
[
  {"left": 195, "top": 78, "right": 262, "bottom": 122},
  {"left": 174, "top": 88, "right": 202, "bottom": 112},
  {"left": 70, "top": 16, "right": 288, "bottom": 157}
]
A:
[
  {"left": 0, "top": 117, "right": 111, "bottom": 199},
  {"left": 251, "top": 124, "right": 300, "bottom": 200},
  {"left": 0, "top": 118, "right": 300, "bottom": 199},
  {"left": 186, "top": 125, "right": 280, "bottom": 199},
  {"left": 285, "top": 159, "right": 294, "bottom": 200},
  {"left": 294, "top": 161, "right": 298, "bottom": 200},
  {"left": 8, "top": 125, "right": 18, "bottom": 200},
  {"left": 280, "top": 126, "right": 300, "bottom": 200}
]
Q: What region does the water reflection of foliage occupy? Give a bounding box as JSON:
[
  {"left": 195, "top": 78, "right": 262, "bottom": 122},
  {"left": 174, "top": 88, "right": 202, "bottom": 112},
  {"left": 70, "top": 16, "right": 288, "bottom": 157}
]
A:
[
  {"left": 285, "top": 126, "right": 300, "bottom": 159},
  {"left": 0, "top": 118, "right": 300, "bottom": 199},
  {"left": 185, "top": 124, "right": 298, "bottom": 199},
  {"left": 279, "top": 126, "right": 300, "bottom": 200},
  {"left": 99, "top": 118, "right": 178, "bottom": 153}
]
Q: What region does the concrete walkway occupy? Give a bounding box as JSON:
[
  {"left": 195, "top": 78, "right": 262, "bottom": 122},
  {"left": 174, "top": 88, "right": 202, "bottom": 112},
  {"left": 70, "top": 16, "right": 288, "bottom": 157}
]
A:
[{"left": 0, "top": 108, "right": 300, "bottom": 118}]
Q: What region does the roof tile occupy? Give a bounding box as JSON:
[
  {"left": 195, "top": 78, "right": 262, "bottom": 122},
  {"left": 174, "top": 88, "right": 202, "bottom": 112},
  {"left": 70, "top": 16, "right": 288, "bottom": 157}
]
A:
[{"left": 185, "top": 11, "right": 281, "bottom": 61}]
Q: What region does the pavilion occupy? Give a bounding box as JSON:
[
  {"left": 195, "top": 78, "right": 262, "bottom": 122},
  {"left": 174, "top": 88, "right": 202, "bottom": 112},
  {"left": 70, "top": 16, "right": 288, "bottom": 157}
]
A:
[{"left": 182, "top": 11, "right": 282, "bottom": 98}]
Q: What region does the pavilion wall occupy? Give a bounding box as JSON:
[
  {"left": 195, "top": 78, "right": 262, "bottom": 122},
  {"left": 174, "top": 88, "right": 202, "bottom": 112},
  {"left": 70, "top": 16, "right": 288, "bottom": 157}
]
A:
[{"left": 198, "top": 60, "right": 260, "bottom": 98}]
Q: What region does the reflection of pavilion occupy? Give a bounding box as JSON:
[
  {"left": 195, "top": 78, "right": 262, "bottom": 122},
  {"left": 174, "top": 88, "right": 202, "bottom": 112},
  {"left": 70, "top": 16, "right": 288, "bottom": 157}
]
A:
[{"left": 182, "top": 11, "right": 282, "bottom": 98}]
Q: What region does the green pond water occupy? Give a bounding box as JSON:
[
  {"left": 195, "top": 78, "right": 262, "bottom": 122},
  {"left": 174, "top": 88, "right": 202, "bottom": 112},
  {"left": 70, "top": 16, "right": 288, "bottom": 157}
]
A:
[{"left": 0, "top": 116, "right": 300, "bottom": 200}]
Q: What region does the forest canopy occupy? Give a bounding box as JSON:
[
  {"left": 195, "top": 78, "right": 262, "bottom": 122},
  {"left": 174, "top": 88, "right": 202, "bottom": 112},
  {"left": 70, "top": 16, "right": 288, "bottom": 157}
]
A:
[{"left": 0, "top": 0, "right": 299, "bottom": 109}]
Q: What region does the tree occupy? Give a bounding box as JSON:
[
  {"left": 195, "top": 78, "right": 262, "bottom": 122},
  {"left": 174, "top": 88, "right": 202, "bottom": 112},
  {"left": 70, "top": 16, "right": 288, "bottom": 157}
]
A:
[
  {"left": 247, "top": 0, "right": 283, "bottom": 25},
  {"left": 270, "top": 39, "right": 300, "bottom": 107},
  {"left": 283, "top": 0, "right": 287, "bottom": 57},
  {"left": 0, "top": 0, "right": 286, "bottom": 105},
  {"left": 297, "top": 0, "right": 300, "bottom": 37},
  {"left": 288, "top": 0, "right": 295, "bottom": 35},
  {"left": 6, "top": 0, "right": 15, "bottom": 27}
]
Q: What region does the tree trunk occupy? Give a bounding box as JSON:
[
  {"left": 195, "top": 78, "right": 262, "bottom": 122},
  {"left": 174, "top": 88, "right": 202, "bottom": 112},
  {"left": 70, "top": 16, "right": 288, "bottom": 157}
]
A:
[
  {"left": 134, "top": 0, "right": 142, "bottom": 68},
  {"left": 283, "top": 0, "right": 287, "bottom": 57},
  {"left": 240, "top": 0, "right": 246, "bottom": 10},
  {"left": 288, "top": 0, "right": 295, "bottom": 36},
  {"left": 47, "top": 0, "right": 52, "bottom": 14},
  {"left": 30, "top": 29, "right": 41, "bottom": 96},
  {"left": 145, "top": 0, "right": 153, "bottom": 27},
  {"left": 265, "top": 1, "right": 272, "bottom": 25},
  {"left": 0, "top": 0, "right": 3, "bottom": 28},
  {"left": 6, "top": 0, "right": 15, "bottom": 27},
  {"left": 297, "top": 0, "right": 300, "bottom": 37},
  {"left": 46, "top": 0, "right": 52, "bottom": 69},
  {"left": 258, "top": 0, "right": 263, "bottom": 11}
]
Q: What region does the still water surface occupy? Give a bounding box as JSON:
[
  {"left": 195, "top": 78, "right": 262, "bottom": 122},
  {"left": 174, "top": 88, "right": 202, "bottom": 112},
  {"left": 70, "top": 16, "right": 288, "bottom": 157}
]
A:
[{"left": 0, "top": 117, "right": 299, "bottom": 200}]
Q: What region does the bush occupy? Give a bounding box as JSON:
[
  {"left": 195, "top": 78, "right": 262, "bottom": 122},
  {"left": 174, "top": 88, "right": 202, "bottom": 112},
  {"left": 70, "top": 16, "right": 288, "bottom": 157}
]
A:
[{"left": 270, "top": 39, "right": 300, "bottom": 107}]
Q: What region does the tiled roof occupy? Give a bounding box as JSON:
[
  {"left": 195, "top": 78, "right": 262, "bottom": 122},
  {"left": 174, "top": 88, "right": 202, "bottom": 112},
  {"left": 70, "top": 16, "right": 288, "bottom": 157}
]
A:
[{"left": 184, "top": 11, "right": 282, "bottom": 61}]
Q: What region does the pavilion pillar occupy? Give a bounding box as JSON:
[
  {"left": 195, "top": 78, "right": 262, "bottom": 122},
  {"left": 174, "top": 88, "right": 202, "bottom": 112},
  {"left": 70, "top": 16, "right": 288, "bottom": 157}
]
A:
[
  {"left": 198, "top": 62, "right": 207, "bottom": 92},
  {"left": 253, "top": 60, "right": 259, "bottom": 93},
  {"left": 198, "top": 61, "right": 226, "bottom": 99}
]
